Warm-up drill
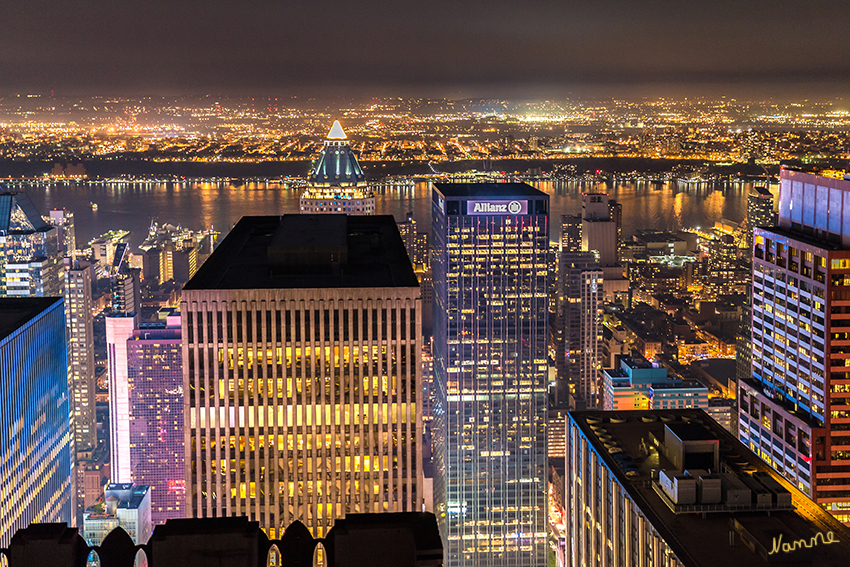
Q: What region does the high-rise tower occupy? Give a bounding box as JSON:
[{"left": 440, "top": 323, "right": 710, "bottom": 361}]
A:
[
  {"left": 106, "top": 314, "right": 137, "bottom": 484},
  {"left": 127, "top": 315, "right": 185, "bottom": 525},
  {"left": 65, "top": 260, "right": 97, "bottom": 526},
  {"left": 300, "top": 121, "right": 375, "bottom": 215},
  {"left": 65, "top": 260, "right": 96, "bottom": 455},
  {"left": 740, "top": 169, "right": 850, "bottom": 524},
  {"left": 0, "top": 297, "right": 72, "bottom": 546},
  {"left": 746, "top": 185, "right": 775, "bottom": 247},
  {"left": 560, "top": 214, "right": 582, "bottom": 253},
  {"left": 48, "top": 208, "right": 76, "bottom": 257},
  {"left": 0, "top": 191, "right": 62, "bottom": 297},
  {"left": 181, "top": 214, "right": 422, "bottom": 538},
  {"left": 581, "top": 193, "right": 618, "bottom": 265},
  {"left": 552, "top": 251, "right": 603, "bottom": 409},
  {"left": 432, "top": 183, "right": 549, "bottom": 567},
  {"left": 105, "top": 313, "right": 185, "bottom": 525}
]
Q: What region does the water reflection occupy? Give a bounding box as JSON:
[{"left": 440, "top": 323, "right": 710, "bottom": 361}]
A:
[{"left": 20, "top": 179, "right": 757, "bottom": 246}]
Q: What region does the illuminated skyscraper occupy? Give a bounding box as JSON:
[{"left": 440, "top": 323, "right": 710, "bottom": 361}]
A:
[
  {"left": 105, "top": 313, "right": 186, "bottom": 525},
  {"left": 65, "top": 260, "right": 97, "bottom": 526},
  {"left": 581, "top": 193, "right": 618, "bottom": 265},
  {"left": 736, "top": 187, "right": 775, "bottom": 400},
  {"left": 552, "top": 251, "right": 603, "bottom": 409},
  {"left": 65, "top": 260, "right": 96, "bottom": 455},
  {"left": 746, "top": 185, "right": 775, "bottom": 247},
  {"left": 562, "top": 194, "right": 628, "bottom": 303},
  {"left": 608, "top": 198, "right": 623, "bottom": 257},
  {"left": 106, "top": 314, "right": 137, "bottom": 483},
  {"left": 127, "top": 315, "right": 185, "bottom": 526},
  {"left": 559, "top": 214, "right": 581, "bottom": 253},
  {"left": 47, "top": 208, "right": 76, "bottom": 257},
  {"left": 0, "top": 191, "right": 62, "bottom": 297},
  {"left": 300, "top": 121, "right": 375, "bottom": 215},
  {"left": 431, "top": 183, "right": 549, "bottom": 567},
  {"left": 397, "top": 212, "right": 418, "bottom": 264},
  {"left": 0, "top": 297, "right": 72, "bottom": 546},
  {"left": 740, "top": 169, "right": 850, "bottom": 524},
  {"left": 111, "top": 269, "right": 141, "bottom": 315},
  {"left": 182, "top": 214, "right": 422, "bottom": 538},
  {"left": 706, "top": 233, "right": 739, "bottom": 294}
]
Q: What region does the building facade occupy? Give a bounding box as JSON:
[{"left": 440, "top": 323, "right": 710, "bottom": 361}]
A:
[
  {"left": 0, "top": 192, "right": 62, "bottom": 298},
  {"left": 740, "top": 169, "right": 850, "bottom": 523},
  {"left": 552, "top": 251, "right": 603, "bottom": 409},
  {"left": 300, "top": 121, "right": 375, "bottom": 215},
  {"left": 746, "top": 185, "right": 775, "bottom": 247},
  {"left": 580, "top": 193, "right": 618, "bottom": 266},
  {"left": 106, "top": 314, "right": 137, "bottom": 484},
  {"left": 127, "top": 316, "right": 185, "bottom": 526},
  {"left": 431, "top": 183, "right": 549, "bottom": 567},
  {"left": 181, "top": 214, "right": 422, "bottom": 538},
  {"left": 0, "top": 298, "right": 72, "bottom": 546},
  {"left": 112, "top": 269, "right": 141, "bottom": 315},
  {"left": 65, "top": 261, "right": 97, "bottom": 455},
  {"left": 560, "top": 214, "right": 581, "bottom": 253},
  {"left": 47, "top": 208, "right": 76, "bottom": 257}
]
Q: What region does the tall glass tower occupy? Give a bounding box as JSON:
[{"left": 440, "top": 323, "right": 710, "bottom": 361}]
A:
[
  {"left": 127, "top": 314, "right": 184, "bottom": 525},
  {"left": 432, "top": 183, "right": 549, "bottom": 567},
  {"left": 0, "top": 297, "right": 72, "bottom": 546}
]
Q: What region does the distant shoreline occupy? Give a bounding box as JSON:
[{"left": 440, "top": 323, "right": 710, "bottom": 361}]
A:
[{"left": 0, "top": 156, "right": 818, "bottom": 181}]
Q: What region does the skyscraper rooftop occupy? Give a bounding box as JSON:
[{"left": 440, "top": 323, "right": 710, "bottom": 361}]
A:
[
  {"left": 568, "top": 409, "right": 850, "bottom": 567},
  {"left": 184, "top": 215, "right": 418, "bottom": 290},
  {"left": 432, "top": 182, "right": 546, "bottom": 198},
  {"left": 0, "top": 192, "right": 50, "bottom": 234},
  {"left": 0, "top": 297, "right": 61, "bottom": 341},
  {"left": 308, "top": 120, "right": 366, "bottom": 187}
]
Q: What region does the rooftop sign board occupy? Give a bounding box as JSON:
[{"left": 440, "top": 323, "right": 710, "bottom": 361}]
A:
[{"left": 466, "top": 200, "right": 527, "bottom": 215}]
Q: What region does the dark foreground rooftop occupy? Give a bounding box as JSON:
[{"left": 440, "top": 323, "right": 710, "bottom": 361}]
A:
[
  {"left": 6, "top": 513, "right": 442, "bottom": 567},
  {"left": 184, "top": 215, "right": 419, "bottom": 290},
  {"left": 0, "top": 298, "right": 62, "bottom": 343},
  {"left": 570, "top": 409, "right": 850, "bottom": 567}
]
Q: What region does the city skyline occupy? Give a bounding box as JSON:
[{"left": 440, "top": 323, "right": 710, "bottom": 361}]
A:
[{"left": 4, "top": 0, "right": 850, "bottom": 564}]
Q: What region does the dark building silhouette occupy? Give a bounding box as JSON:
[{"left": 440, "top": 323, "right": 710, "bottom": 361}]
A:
[{"left": 2, "top": 513, "right": 442, "bottom": 567}]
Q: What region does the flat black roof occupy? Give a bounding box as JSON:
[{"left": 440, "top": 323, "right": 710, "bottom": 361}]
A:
[
  {"left": 755, "top": 224, "right": 846, "bottom": 251},
  {"left": 570, "top": 409, "right": 850, "bottom": 567},
  {"left": 433, "top": 182, "right": 547, "bottom": 198},
  {"left": 0, "top": 298, "right": 62, "bottom": 342},
  {"left": 184, "top": 215, "right": 419, "bottom": 290}
]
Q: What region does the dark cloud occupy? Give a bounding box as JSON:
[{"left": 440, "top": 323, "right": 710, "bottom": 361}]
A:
[{"left": 1, "top": 0, "right": 849, "bottom": 97}]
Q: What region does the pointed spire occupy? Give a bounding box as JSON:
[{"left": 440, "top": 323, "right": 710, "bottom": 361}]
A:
[{"left": 327, "top": 120, "right": 347, "bottom": 140}]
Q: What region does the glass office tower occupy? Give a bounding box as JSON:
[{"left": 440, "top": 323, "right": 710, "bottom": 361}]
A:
[
  {"left": 127, "top": 315, "right": 184, "bottom": 525},
  {"left": 0, "top": 297, "right": 72, "bottom": 547},
  {"left": 432, "top": 183, "right": 549, "bottom": 567}
]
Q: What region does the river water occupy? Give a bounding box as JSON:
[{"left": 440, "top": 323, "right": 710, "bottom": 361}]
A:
[{"left": 15, "top": 179, "right": 775, "bottom": 247}]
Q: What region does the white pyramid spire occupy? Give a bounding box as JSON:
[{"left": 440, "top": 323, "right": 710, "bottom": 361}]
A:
[{"left": 327, "top": 120, "right": 347, "bottom": 140}]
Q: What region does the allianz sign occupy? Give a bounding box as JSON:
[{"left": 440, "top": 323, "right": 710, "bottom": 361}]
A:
[{"left": 467, "top": 200, "right": 528, "bottom": 215}]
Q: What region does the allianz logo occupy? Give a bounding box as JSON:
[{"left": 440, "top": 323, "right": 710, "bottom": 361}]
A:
[{"left": 473, "top": 201, "right": 523, "bottom": 214}]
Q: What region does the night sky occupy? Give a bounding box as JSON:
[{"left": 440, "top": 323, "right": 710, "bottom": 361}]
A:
[{"left": 2, "top": 0, "right": 850, "bottom": 98}]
